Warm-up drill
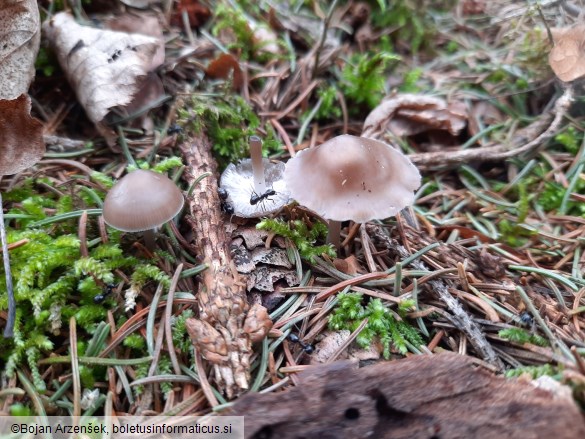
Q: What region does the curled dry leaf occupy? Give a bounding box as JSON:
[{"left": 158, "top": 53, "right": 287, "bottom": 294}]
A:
[
  {"left": 206, "top": 53, "right": 244, "bottom": 89},
  {"left": 0, "top": 94, "right": 45, "bottom": 175},
  {"left": 0, "top": 0, "right": 40, "bottom": 100},
  {"left": 43, "top": 12, "right": 160, "bottom": 125},
  {"left": 171, "top": 0, "right": 212, "bottom": 28},
  {"left": 362, "top": 93, "right": 467, "bottom": 140},
  {"left": 549, "top": 24, "right": 585, "bottom": 82}
]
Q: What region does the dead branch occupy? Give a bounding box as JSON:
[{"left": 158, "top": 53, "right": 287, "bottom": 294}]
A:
[{"left": 179, "top": 133, "right": 272, "bottom": 399}]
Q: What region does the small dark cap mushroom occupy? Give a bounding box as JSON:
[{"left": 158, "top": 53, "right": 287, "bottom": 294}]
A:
[{"left": 102, "top": 170, "right": 184, "bottom": 246}]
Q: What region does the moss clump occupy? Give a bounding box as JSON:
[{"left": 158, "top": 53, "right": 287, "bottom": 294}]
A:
[
  {"left": 329, "top": 293, "right": 424, "bottom": 358},
  {"left": 256, "top": 218, "right": 335, "bottom": 262},
  {"left": 0, "top": 175, "right": 172, "bottom": 391},
  {"left": 178, "top": 93, "right": 282, "bottom": 168}
]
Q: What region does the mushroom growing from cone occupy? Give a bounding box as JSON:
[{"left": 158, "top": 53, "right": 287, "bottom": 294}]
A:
[
  {"left": 284, "top": 135, "right": 421, "bottom": 247},
  {"left": 102, "top": 169, "right": 184, "bottom": 249},
  {"left": 219, "top": 136, "right": 290, "bottom": 217}
]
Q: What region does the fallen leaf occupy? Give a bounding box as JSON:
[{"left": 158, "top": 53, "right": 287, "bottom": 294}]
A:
[
  {"left": 251, "top": 247, "right": 292, "bottom": 269},
  {"left": 468, "top": 100, "right": 503, "bottom": 138},
  {"left": 206, "top": 53, "right": 244, "bottom": 89},
  {"left": 171, "top": 0, "right": 211, "bottom": 28},
  {"left": 42, "top": 12, "right": 160, "bottom": 125},
  {"left": 246, "top": 266, "right": 298, "bottom": 292},
  {"left": 233, "top": 227, "right": 270, "bottom": 249},
  {"left": 0, "top": 0, "right": 40, "bottom": 100},
  {"left": 0, "top": 94, "right": 45, "bottom": 175},
  {"left": 549, "top": 24, "right": 585, "bottom": 82},
  {"left": 362, "top": 94, "right": 468, "bottom": 140},
  {"left": 105, "top": 12, "right": 165, "bottom": 70}
]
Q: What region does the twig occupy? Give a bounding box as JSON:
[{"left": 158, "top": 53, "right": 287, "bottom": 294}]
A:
[
  {"left": 312, "top": 0, "right": 339, "bottom": 79},
  {"left": 0, "top": 192, "right": 15, "bottom": 338},
  {"left": 165, "top": 264, "right": 184, "bottom": 376},
  {"left": 407, "top": 87, "right": 574, "bottom": 170}
]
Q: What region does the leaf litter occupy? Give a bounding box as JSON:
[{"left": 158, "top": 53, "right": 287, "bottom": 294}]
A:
[{"left": 0, "top": 0, "right": 584, "bottom": 429}]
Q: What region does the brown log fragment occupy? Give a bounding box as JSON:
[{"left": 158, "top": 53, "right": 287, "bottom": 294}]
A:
[
  {"left": 179, "top": 133, "right": 272, "bottom": 398},
  {"left": 231, "top": 353, "right": 585, "bottom": 439}
]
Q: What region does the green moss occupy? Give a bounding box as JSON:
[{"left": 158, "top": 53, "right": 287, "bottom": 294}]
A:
[
  {"left": 505, "top": 363, "right": 559, "bottom": 379},
  {"left": 498, "top": 328, "right": 548, "bottom": 347},
  {"left": 0, "top": 172, "right": 173, "bottom": 390},
  {"left": 340, "top": 52, "right": 400, "bottom": 110},
  {"left": 178, "top": 93, "right": 266, "bottom": 168},
  {"left": 256, "top": 218, "right": 335, "bottom": 262},
  {"left": 329, "top": 292, "right": 424, "bottom": 357}
]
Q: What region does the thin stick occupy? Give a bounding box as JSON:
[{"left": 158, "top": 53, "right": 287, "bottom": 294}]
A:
[
  {"left": 407, "top": 87, "right": 574, "bottom": 170},
  {"left": 0, "top": 193, "right": 15, "bottom": 338},
  {"left": 165, "top": 263, "right": 184, "bottom": 375}
]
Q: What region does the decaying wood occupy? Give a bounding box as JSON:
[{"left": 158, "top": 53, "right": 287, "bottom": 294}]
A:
[
  {"left": 179, "top": 133, "right": 272, "bottom": 399},
  {"left": 231, "top": 353, "right": 585, "bottom": 439}
]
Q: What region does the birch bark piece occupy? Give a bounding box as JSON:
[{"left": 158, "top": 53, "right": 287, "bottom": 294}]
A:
[
  {"left": 0, "top": 0, "right": 40, "bottom": 100},
  {"left": 42, "top": 12, "right": 160, "bottom": 125}
]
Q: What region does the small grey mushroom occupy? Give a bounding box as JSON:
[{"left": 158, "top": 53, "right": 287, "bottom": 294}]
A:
[
  {"left": 220, "top": 137, "right": 290, "bottom": 218},
  {"left": 102, "top": 169, "right": 184, "bottom": 248},
  {"left": 284, "top": 135, "right": 421, "bottom": 246}
]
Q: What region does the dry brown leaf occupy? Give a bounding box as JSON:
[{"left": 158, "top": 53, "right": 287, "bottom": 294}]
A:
[
  {"left": 549, "top": 24, "right": 585, "bottom": 82},
  {"left": 0, "top": 0, "right": 40, "bottom": 100},
  {"left": 42, "top": 12, "right": 160, "bottom": 125},
  {"left": 206, "top": 53, "right": 244, "bottom": 89},
  {"left": 171, "top": 0, "right": 211, "bottom": 28},
  {"left": 362, "top": 94, "right": 468, "bottom": 139},
  {"left": 0, "top": 94, "right": 44, "bottom": 175}
]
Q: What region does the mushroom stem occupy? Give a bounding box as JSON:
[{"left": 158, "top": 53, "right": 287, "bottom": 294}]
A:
[
  {"left": 327, "top": 220, "right": 342, "bottom": 249},
  {"left": 143, "top": 228, "right": 156, "bottom": 250},
  {"left": 249, "top": 136, "right": 267, "bottom": 195}
]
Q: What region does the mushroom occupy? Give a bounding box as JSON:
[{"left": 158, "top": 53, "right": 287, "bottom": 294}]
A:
[
  {"left": 102, "top": 169, "right": 184, "bottom": 249},
  {"left": 219, "top": 136, "right": 290, "bottom": 218},
  {"left": 283, "top": 135, "right": 421, "bottom": 247}
]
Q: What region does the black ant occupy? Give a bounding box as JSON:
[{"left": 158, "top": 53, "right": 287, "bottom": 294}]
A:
[
  {"left": 287, "top": 333, "right": 314, "bottom": 354},
  {"left": 167, "top": 124, "right": 183, "bottom": 135},
  {"left": 518, "top": 311, "right": 534, "bottom": 327},
  {"left": 94, "top": 283, "right": 116, "bottom": 304},
  {"left": 250, "top": 189, "right": 276, "bottom": 205},
  {"left": 218, "top": 187, "right": 229, "bottom": 200},
  {"left": 218, "top": 187, "right": 234, "bottom": 215},
  {"left": 221, "top": 201, "right": 234, "bottom": 215}
]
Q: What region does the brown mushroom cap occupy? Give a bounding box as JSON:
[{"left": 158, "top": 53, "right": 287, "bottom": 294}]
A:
[
  {"left": 284, "top": 135, "right": 421, "bottom": 222},
  {"left": 102, "top": 169, "right": 184, "bottom": 232}
]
